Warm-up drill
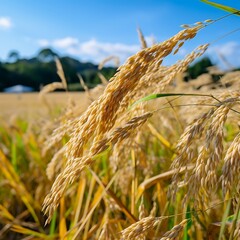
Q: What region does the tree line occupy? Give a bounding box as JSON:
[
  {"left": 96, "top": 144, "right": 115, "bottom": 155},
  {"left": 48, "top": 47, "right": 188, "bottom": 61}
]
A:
[
  {"left": 0, "top": 48, "right": 116, "bottom": 91},
  {"left": 1, "top": 47, "right": 233, "bottom": 92}
]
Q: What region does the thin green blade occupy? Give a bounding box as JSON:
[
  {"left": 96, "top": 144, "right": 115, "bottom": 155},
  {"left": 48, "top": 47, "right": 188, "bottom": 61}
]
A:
[
  {"left": 184, "top": 206, "right": 192, "bottom": 240},
  {"left": 201, "top": 0, "right": 240, "bottom": 16},
  {"left": 218, "top": 198, "right": 231, "bottom": 240},
  {"left": 131, "top": 93, "right": 210, "bottom": 108}
]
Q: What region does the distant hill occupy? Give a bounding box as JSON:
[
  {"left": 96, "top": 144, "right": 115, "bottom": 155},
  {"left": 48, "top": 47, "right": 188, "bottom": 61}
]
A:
[{"left": 0, "top": 48, "right": 116, "bottom": 92}]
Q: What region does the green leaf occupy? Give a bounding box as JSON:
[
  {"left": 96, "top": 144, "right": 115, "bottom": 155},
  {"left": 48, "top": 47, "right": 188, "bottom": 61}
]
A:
[
  {"left": 49, "top": 211, "right": 57, "bottom": 235},
  {"left": 184, "top": 206, "right": 192, "bottom": 240},
  {"left": 130, "top": 93, "right": 211, "bottom": 108},
  {"left": 218, "top": 198, "right": 231, "bottom": 240},
  {"left": 11, "top": 141, "right": 17, "bottom": 171},
  {"left": 201, "top": 0, "right": 240, "bottom": 16}
]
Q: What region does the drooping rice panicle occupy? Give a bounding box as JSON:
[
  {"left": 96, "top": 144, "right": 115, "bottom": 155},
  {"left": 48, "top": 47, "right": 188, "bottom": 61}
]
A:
[
  {"left": 160, "top": 219, "right": 188, "bottom": 240},
  {"left": 222, "top": 133, "right": 240, "bottom": 196},
  {"left": 43, "top": 112, "right": 153, "bottom": 222},
  {"left": 137, "top": 27, "right": 148, "bottom": 49},
  {"left": 121, "top": 216, "right": 165, "bottom": 240}
]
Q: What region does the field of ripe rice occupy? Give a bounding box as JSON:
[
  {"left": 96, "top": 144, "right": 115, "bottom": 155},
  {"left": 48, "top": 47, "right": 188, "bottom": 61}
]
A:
[
  {"left": 0, "top": 92, "right": 90, "bottom": 119},
  {"left": 0, "top": 19, "right": 240, "bottom": 240}
]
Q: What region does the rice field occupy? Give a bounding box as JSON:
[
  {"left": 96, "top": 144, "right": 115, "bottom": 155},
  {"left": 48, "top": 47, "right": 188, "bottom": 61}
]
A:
[
  {"left": 0, "top": 92, "right": 88, "bottom": 119},
  {"left": 0, "top": 18, "right": 240, "bottom": 240}
]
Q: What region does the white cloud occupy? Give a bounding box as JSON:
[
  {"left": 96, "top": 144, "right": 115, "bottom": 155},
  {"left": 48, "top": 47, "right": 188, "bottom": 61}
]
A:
[
  {"left": 0, "top": 17, "right": 12, "bottom": 29},
  {"left": 37, "top": 37, "right": 140, "bottom": 63},
  {"left": 53, "top": 37, "right": 79, "bottom": 48},
  {"left": 208, "top": 41, "right": 240, "bottom": 68},
  {"left": 212, "top": 41, "right": 240, "bottom": 56},
  {"left": 38, "top": 39, "right": 50, "bottom": 47}
]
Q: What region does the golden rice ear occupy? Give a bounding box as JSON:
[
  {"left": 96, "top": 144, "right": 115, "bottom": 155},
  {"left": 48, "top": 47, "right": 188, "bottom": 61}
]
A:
[
  {"left": 98, "top": 55, "right": 120, "bottom": 70},
  {"left": 97, "top": 72, "right": 109, "bottom": 85},
  {"left": 77, "top": 73, "right": 89, "bottom": 92},
  {"left": 121, "top": 216, "right": 166, "bottom": 239},
  {"left": 46, "top": 146, "right": 66, "bottom": 180},
  {"left": 55, "top": 57, "right": 68, "bottom": 90},
  {"left": 160, "top": 219, "right": 188, "bottom": 240},
  {"left": 137, "top": 27, "right": 147, "bottom": 49},
  {"left": 39, "top": 82, "right": 65, "bottom": 95},
  {"left": 77, "top": 73, "right": 94, "bottom": 101},
  {"left": 39, "top": 82, "right": 66, "bottom": 112},
  {"left": 43, "top": 112, "right": 153, "bottom": 222},
  {"left": 170, "top": 93, "right": 240, "bottom": 204},
  {"left": 222, "top": 133, "right": 240, "bottom": 196}
]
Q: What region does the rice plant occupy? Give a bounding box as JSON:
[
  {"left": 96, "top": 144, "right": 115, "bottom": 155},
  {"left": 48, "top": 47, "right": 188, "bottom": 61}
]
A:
[{"left": 0, "top": 6, "right": 240, "bottom": 239}]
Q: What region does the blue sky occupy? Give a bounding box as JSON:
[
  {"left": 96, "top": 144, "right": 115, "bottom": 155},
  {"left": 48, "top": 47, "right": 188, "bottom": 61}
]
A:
[{"left": 0, "top": 0, "right": 240, "bottom": 67}]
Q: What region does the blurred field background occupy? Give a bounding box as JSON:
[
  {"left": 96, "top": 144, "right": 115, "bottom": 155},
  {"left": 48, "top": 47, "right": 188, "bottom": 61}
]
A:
[{"left": 0, "top": 93, "right": 87, "bottom": 119}]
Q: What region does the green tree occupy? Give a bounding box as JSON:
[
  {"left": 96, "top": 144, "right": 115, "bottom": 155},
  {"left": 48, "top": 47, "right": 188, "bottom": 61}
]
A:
[
  {"left": 187, "top": 57, "right": 213, "bottom": 79},
  {"left": 7, "top": 50, "right": 20, "bottom": 63},
  {"left": 37, "top": 48, "right": 58, "bottom": 62}
]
